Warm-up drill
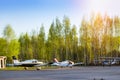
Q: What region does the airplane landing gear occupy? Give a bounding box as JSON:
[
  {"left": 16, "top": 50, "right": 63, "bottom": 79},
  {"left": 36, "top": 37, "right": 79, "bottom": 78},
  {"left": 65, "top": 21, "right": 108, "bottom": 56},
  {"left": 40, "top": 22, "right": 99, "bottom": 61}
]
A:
[
  {"left": 36, "top": 67, "right": 41, "bottom": 70},
  {"left": 24, "top": 67, "right": 28, "bottom": 70}
]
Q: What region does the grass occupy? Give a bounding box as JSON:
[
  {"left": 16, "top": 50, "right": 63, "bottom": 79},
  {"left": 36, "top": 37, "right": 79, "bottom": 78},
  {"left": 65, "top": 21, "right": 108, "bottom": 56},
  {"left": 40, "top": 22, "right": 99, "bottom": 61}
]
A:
[
  {"left": 0, "top": 67, "right": 25, "bottom": 70},
  {"left": 0, "top": 66, "right": 59, "bottom": 71}
]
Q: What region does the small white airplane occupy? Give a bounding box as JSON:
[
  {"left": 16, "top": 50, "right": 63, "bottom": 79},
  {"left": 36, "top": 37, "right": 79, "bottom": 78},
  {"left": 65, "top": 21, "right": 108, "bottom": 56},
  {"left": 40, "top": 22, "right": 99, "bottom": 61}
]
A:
[
  {"left": 50, "top": 58, "right": 83, "bottom": 68},
  {"left": 103, "top": 59, "right": 117, "bottom": 66},
  {"left": 12, "top": 56, "right": 47, "bottom": 70},
  {"left": 100, "top": 57, "right": 120, "bottom": 66}
]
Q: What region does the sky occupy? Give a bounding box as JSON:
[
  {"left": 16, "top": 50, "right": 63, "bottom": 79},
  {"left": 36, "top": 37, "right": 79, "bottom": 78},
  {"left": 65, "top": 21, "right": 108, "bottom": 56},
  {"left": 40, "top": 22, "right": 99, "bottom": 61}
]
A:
[{"left": 0, "top": 0, "right": 120, "bottom": 37}]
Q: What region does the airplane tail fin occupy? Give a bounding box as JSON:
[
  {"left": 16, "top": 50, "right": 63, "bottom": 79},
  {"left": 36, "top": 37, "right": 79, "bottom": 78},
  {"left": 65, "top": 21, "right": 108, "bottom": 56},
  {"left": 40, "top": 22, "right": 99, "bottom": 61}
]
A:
[
  {"left": 53, "top": 58, "right": 59, "bottom": 63},
  {"left": 12, "top": 56, "right": 20, "bottom": 64}
]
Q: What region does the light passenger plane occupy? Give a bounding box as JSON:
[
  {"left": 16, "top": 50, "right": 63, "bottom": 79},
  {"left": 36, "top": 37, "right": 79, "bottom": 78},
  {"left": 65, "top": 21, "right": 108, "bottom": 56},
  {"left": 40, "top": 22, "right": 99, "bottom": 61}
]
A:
[
  {"left": 50, "top": 58, "right": 83, "bottom": 68},
  {"left": 12, "top": 56, "right": 47, "bottom": 70}
]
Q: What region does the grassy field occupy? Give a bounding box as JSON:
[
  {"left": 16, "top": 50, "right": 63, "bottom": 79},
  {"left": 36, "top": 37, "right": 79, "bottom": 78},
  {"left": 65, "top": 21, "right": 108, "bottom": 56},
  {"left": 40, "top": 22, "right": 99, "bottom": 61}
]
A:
[
  {"left": 0, "top": 67, "right": 26, "bottom": 70},
  {"left": 0, "top": 66, "right": 59, "bottom": 70}
]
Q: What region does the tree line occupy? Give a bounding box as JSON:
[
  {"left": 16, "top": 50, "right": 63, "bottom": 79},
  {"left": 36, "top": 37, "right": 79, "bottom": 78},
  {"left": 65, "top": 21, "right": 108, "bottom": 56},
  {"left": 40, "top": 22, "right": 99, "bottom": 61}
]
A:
[{"left": 0, "top": 14, "right": 120, "bottom": 64}]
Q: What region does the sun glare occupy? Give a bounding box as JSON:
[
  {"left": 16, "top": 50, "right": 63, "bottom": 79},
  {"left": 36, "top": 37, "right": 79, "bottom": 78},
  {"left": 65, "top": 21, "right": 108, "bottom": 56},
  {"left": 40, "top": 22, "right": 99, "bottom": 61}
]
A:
[
  {"left": 74, "top": 0, "right": 119, "bottom": 16},
  {"left": 91, "top": 0, "right": 120, "bottom": 15},
  {"left": 89, "top": 0, "right": 110, "bottom": 14}
]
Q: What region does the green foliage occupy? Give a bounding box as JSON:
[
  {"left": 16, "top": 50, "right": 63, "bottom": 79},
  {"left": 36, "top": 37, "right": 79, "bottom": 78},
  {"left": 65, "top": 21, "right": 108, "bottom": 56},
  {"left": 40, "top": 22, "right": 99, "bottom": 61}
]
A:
[
  {"left": 7, "top": 39, "right": 20, "bottom": 58},
  {"left": 18, "top": 33, "right": 33, "bottom": 60},
  {"left": 3, "top": 25, "right": 15, "bottom": 42},
  {"left": 0, "top": 14, "right": 120, "bottom": 64},
  {"left": 0, "top": 38, "right": 7, "bottom": 56},
  {"left": 0, "top": 25, "right": 19, "bottom": 63}
]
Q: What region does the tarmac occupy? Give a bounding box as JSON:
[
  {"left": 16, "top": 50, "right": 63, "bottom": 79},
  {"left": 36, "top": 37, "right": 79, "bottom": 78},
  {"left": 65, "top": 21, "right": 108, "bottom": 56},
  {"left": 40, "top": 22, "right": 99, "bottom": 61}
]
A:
[{"left": 0, "top": 66, "right": 120, "bottom": 80}]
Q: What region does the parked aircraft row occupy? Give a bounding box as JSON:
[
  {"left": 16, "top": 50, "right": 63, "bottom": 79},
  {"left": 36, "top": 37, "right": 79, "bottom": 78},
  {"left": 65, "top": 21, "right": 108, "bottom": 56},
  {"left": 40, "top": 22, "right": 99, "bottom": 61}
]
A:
[
  {"left": 11, "top": 56, "right": 119, "bottom": 70},
  {"left": 12, "top": 56, "right": 83, "bottom": 70}
]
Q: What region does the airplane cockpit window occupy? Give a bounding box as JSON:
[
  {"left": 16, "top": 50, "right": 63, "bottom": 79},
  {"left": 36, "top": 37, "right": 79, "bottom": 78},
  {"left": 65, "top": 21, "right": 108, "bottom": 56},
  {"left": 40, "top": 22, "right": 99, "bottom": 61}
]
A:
[{"left": 32, "top": 60, "right": 37, "bottom": 63}]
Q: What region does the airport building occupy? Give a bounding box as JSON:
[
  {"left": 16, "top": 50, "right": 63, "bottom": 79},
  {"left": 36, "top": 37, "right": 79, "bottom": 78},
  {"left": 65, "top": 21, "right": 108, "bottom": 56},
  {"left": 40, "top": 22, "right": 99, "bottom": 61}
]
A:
[{"left": 0, "top": 56, "right": 7, "bottom": 68}]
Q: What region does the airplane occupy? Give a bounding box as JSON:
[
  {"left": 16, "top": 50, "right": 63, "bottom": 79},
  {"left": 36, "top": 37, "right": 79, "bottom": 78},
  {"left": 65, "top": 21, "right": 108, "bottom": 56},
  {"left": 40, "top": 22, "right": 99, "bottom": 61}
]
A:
[
  {"left": 102, "top": 60, "right": 117, "bottom": 66},
  {"left": 50, "top": 58, "right": 83, "bottom": 68},
  {"left": 105, "top": 59, "right": 118, "bottom": 65},
  {"left": 101, "top": 57, "right": 119, "bottom": 66},
  {"left": 12, "top": 56, "right": 47, "bottom": 70}
]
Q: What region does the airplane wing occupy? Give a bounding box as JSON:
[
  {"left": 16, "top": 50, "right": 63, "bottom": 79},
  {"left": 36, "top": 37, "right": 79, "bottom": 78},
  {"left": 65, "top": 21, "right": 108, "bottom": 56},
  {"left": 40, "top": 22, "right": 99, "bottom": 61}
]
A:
[
  {"left": 34, "top": 63, "right": 48, "bottom": 67},
  {"left": 73, "top": 62, "right": 84, "bottom": 66}
]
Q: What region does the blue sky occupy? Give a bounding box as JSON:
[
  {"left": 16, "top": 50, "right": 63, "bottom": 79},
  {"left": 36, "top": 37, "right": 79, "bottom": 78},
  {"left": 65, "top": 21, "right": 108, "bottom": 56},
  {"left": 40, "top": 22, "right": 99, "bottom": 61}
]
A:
[
  {"left": 0, "top": 0, "right": 120, "bottom": 37},
  {"left": 0, "top": 0, "right": 75, "bottom": 37}
]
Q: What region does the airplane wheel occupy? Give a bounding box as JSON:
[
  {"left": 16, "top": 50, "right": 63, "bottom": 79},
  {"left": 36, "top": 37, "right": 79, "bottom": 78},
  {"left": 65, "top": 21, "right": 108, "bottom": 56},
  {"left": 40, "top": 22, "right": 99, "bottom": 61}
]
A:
[
  {"left": 61, "top": 66, "right": 63, "bottom": 68},
  {"left": 70, "top": 66, "right": 72, "bottom": 68},
  {"left": 24, "top": 67, "right": 28, "bottom": 70},
  {"left": 36, "top": 67, "right": 41, "bottom": 70}
]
